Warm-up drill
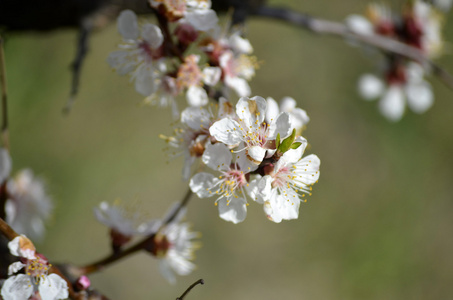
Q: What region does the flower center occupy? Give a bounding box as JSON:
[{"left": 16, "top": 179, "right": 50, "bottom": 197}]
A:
[{"left": 26, "top": 255, "right": 51, "bottom": 284}]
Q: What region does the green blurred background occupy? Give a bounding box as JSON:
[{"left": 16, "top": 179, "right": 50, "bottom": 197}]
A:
[{"left": 3, "top": 0, "right": 453, "bottom": 299}]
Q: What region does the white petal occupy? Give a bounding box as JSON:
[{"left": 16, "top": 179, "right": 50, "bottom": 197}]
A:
[
  {"left": 406, "top": 62, "right": 425, "bottom": 83},
  {"left": 159, "top": 260, "right": 176, "bottom": 284},
  {"left": 8, "top": 235, "right": 36, "bottom": 260},
  {"left": 185, "top": 10, "right": 219, "bottom": 31},
  {"left": 209, "top": 118, "right": 243, "bottom": 145},
  {"left": 7, "top": 262, "right": 25, "bottom": 276},
  {"left": 236, "top": 96, "right": 266, "bottom": 128},
  {"left": 0, "top": 148, "right": 11, "bottom": 183},
  {"left": 134, "top": 65, "right": 155, "bottom": 96},
  {"left": 379, "top": 85, "right": 406, "bottom": 122},
  {"left": 246, "top": 146, "right": 266, "bottom": 164},
  {"left": 117, "top": 10, "right": 139, "bottom": 40},
  {"left": 229, "top": 32, "right": 253, "bottom": 54},
  {"left": 406, "top": 81, "right": 434, "bottom": 114},
  {"left": 107, "top": 50, "right": 137, "bottom": 75},
  {"left": 217, "top": 197, "right": 247, "bottom": 224},
  {"left": 218, "top": 97, "right": 235, "bottom": 119},
  {"left": 236, "top": 149, "right": 259, "bottom": 172},
  {"left": 265, "top": 97, "right": 279, "bottom": 123},
  {"left": 264, "top": 193, "right": 300, "bottom": 223},
  {"left": 38, "top": 274, "right": 69, "bottom": 300},
  {"left": 225, "top": 76, "right": 251, "bottom": 97},
  {"left": 268, "top": 112, "right": 291, "bottom": 140},
  {"left": 181, "top": 106, "right": 211, "bottom": 130},
  {"left": 345, "top": 14, "right": 374, "bottom": 35},
  {"left": 186, "top": 86, "right": 209, "bottom": 107},
  {"left": 1, "top": 274, "right": 33, "bottom": 300},
  {"left": 142, "top": 24, "right": 164, "bottom": 49},
  {"left": 202, "top": 67, "right": 221, "bottom": 86},
  {"left": 246, "top": 177, "right": 264, "bottom": 204},
  {"left": 358, "top": 74, "right": 384, "bottom": 100},
  {"left": 294, "top": 154, "right": 321, "bottom": 186},
  {"left": 189, "top": 173, "right": 216, "bottom": 198},
  {"left": 280, "top": 97, "right": 297, "bottom": 112},
  {"left": 202, "top": 143, "right": 232, "bottom": 171}
]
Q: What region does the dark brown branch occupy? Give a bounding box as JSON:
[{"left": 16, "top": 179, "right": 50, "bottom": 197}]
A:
[
  {"left": 176, "top": 279, "right": 204, "bottom": 300},
  {"left": 0, "top": 36, "right": 9, "bottom": 150},
  {"left": 252, "top": 6, "right": 453, "bottom": 90}
]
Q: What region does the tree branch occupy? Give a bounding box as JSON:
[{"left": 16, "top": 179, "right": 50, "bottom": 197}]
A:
[{"left": 251, "top": 6, "right": 453, "bottom": 90}]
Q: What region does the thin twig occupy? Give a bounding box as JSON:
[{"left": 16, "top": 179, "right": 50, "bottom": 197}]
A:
[
  {"left": 63, "top": 23, "right": 92, "bottom": 114},
  {"left": 176, "top": 279, "right": 204, "bottom": 300},
  {"left": 252, "top": 6, "right": 453, "bottom": 90},
  {"left": 0, "top": 36, "right": 9, "bottom": 150}
]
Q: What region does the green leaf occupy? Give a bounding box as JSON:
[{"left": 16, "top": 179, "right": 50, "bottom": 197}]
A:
[
  {"left": 278, "top": 129, "right": 296, "bottom": 153},
  {"left": 290, "top": 142, "right": 302, "bottom": 149},
  {"left": 276, "top": 133, "right": 281, "bottom": 149}
]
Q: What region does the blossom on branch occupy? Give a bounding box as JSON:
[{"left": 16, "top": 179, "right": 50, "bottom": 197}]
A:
[{"left": 1, "top": 235, "right": 68, "bottom": 300}]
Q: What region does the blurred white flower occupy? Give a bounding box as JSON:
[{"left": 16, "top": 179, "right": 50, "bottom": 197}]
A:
[
  {"left": 107, "top": 10, "right": 166, "bottom": 96},
  {"left": 358, "top": 63, "right": 433, "bottom": 121},
  {"left": 156, "top": 222, "right": 200, "bottom": 284},
  {"left": 5, "top": 169, "right": 53, "bottom": 241},
  {"left": 94, "top": 200, "right": 161, "bottom": 237},
  {"left": 0, "top": 148, "right": 11, "bottom": 183},
  {"left": 1, "top": 235, "right": 68, "bottom": 300}
]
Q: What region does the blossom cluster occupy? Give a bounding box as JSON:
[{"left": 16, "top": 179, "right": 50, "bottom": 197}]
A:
[
  {"left": 346, "top": 0, "right": 450, "bottom": 121},
  {"left": 182, "top": 95, "right": 319, "bottom": 224},
  {"left": 108, "top": 1, "right": 256, "bottom": 119}
]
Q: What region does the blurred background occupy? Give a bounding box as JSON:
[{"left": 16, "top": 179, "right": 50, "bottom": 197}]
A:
[{"left": 2, "top": 0, "right": 453, "bottom": 299}]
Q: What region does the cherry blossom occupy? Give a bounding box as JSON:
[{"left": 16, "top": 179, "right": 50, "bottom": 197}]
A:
[
  {"left": 1, "top": 235, "right": 69, "bottom": 300},
  {"left": 248, "top": 137, "right": 320, "bottom": 223},
  {"left": 107, "top": 10, "right": 166, "bottom": 96}
]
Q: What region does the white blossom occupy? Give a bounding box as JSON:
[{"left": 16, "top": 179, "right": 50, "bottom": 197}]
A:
[
  {"left": 358, "top": 63, "right": 433, "bottom": 121},
  {"left": 94, "top": 200, "right": 160, "bottom": 236},
  {"left": 209, "top": 96, "right": 291, "bottom": 168},
  {"left": 1, "top": 236, "right": 68, "bottom": 300},
  {"left": 107, "top": 10, "right": 166, "bottom": 96},
  {"left": 5, "top": 169, "right": 53, "bottom": 241},
  {"left": 189, "top": 143, "right": 251, "bottom": 223},
  {"left": 250, "top": 138, "right": 320, "bottom": 223}
]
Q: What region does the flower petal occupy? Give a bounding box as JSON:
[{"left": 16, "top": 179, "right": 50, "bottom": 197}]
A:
[
  {"left": 202, "top": 143, "right": 232, "bottom": 171},
  {"left": 268, "top": 112, "right": 291, "bottom": 140},
  {"left": 184, "top": 9, "right": 218, "bottom": 32},
  {"left": 186, "top": 86, "right": 209, "bottom": 107},
  {"left": 189, "top": 172, "right": 217, "bottom": 198},
  {"left": 142, "top": 24, "right": 164, "bottom": 49},
  {"left": 1, "top": 274, "right": 33, "bottom": 300},
  {"left": 265, "top": 97, "right": 279, "bottom": 123},
  {"left": 181, "top": 107, "right": 211, "bottom": 130},
  {"left": 217, "top": 197, "right": 247, "bottom": 224},
  {"left": 358, "top": 74, "right": 384, "bottom": 100},
  {"left": 406, "top": 81, "right": 434, "bottom": 114},
  {"left": 236, "top": 96, "right": 266, "bottom": 128},
  {"left": 209, "top": 118, "right": 242, "bottom": 145},
  {"left": 38, "top": 274, "right": 69, "bottom": 300},
  {"left": 7, "top": 262, "right": 25, "bottom": 276},
  {"left": 117, "top": 10, "right": 139, "bottom": 40},
  {"left": 8, "top": 235, "right": 36, "bottom": 260},
  {"left": 379, "top": 85, "right": 405, "bottom": 122},
  {"left": 224, "top": 76, "right": 251, "bottom": 97},
  {"left": 202, "top": 67, "right": 221, "bottom": 86}
]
